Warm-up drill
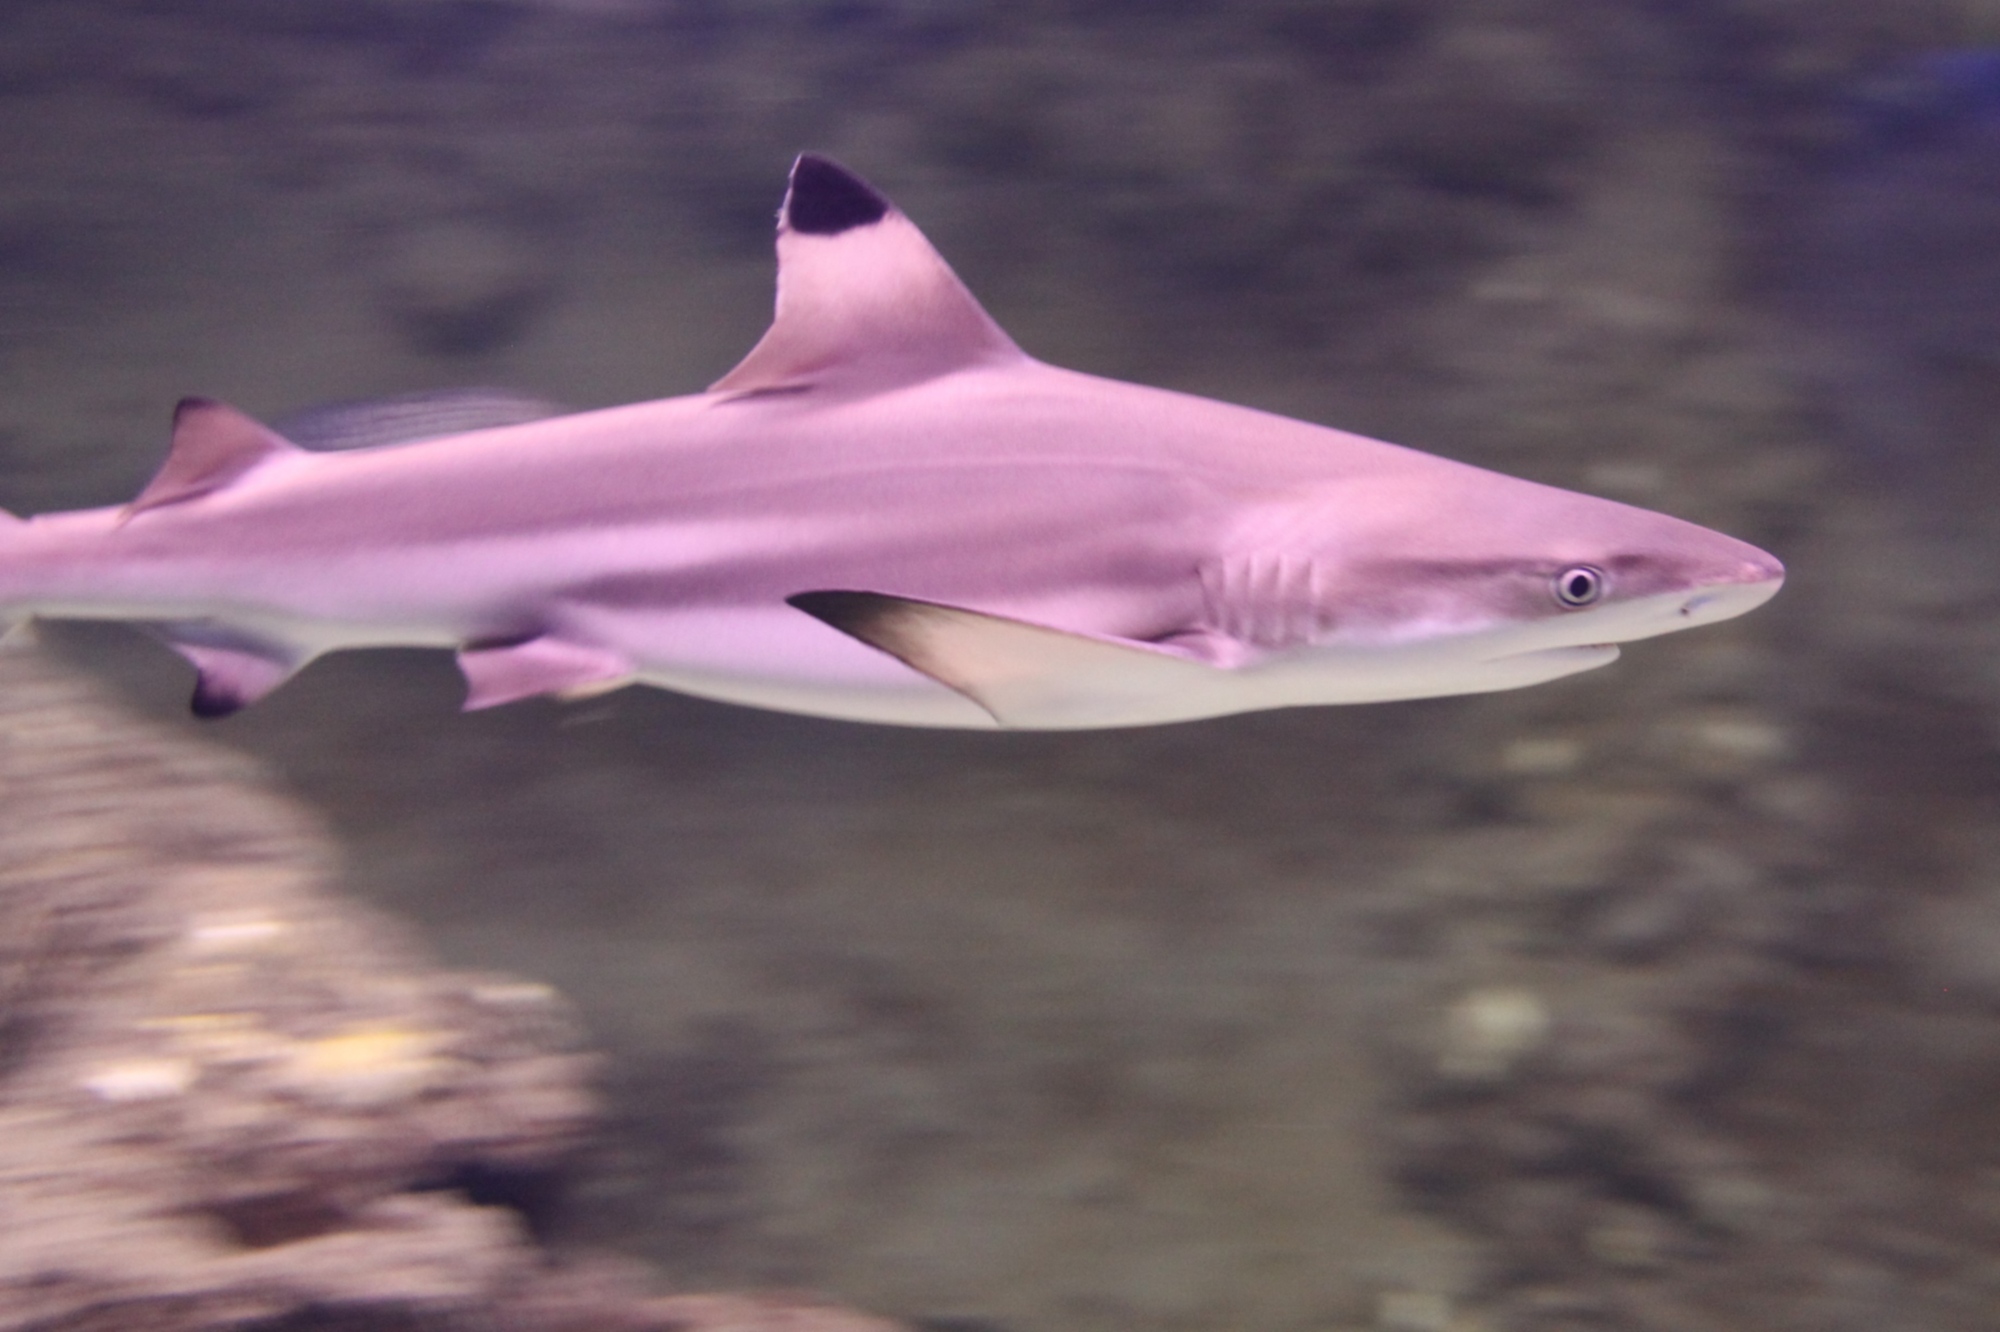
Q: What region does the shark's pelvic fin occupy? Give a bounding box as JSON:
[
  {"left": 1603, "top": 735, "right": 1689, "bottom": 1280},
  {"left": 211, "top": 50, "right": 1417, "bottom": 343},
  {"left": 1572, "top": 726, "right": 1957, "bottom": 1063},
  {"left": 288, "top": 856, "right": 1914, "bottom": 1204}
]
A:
[
  {"left": 457, "top": 634, "right": 636, "bottom": 711},
  {"left": 126, "top": 399, "right": 301, "bottom": 519},
  {"left": 148, "top": 624, "right": 311, "bottom": 718},
  {"left": 710, "top": 154, "right": 1024, "bottom": 396},
  {"left": 787, "top": 590, "right": 1222, "bottom": 729}
]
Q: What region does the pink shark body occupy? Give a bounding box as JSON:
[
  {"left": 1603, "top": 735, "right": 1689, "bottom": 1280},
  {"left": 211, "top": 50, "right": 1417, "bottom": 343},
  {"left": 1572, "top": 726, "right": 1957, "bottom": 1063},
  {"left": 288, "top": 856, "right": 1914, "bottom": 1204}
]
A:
[{"left": 0, "top": 156, "right": 1782, "bottom": 729}]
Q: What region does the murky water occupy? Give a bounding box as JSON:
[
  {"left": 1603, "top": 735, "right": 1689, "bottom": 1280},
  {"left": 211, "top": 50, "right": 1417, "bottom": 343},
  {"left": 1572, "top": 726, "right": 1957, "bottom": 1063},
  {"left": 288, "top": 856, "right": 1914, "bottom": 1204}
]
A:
[{"left": 5, "top": 4, "right": 2000, "bottom": 1330}]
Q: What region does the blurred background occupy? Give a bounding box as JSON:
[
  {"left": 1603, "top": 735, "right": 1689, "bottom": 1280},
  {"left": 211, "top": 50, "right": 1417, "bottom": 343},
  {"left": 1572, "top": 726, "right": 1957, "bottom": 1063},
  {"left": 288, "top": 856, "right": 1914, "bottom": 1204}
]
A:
[{"left": 2, "top": 2, "right": 1999, "bottom": 1330}]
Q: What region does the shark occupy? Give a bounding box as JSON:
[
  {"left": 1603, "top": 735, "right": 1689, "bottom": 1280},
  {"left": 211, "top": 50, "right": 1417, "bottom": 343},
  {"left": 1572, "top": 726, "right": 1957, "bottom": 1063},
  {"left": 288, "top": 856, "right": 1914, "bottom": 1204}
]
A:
[{"left": 0, "top": 155, "right": 1782, "bottom": 730}]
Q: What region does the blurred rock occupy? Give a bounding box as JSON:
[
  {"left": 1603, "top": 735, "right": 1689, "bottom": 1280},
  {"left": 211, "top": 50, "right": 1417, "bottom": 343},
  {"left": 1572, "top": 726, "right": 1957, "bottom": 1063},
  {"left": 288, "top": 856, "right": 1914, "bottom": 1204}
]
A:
[
  {"left": 1265, "top": 0, "right": 1433, "bottom": 78},
  {"left": 1370, "top": 20, "right": 1599, "bottom": 203},
  {"left": 1581, "top": 1201, "right": 1679, "bottom": 1273},
  {"left": 1586, "top": 884, "right": 1698, "bottom": 963},
  {"left": 374, "top": 214, "right": 561, "bottom": 357},
  {"left": 0, "top": 644, "right": 903, "bottom": 1332},
  {"left": 0, "top": 4, "right": 104, "bottom": 97},
  {"left": 0, "top": 192, "right": 116, "bottom": 286},
  {"left": 1896, "top": 885, "right": 2000, "bottom": 1006},
  {"left": 122, "top": 20, "right": 289, "bottom": 119},
  {"left": 1771, "top": 51, "right": 2000, "bottom": 722},
  {"left": 1793, "top": 78, "right": 2000, "bottom": 502},
  {"left": 1438, "top": 986, "right": 1549, "bottom": 1084},
  {"left": 0, "top": 642, "right": 583, "bottom": 1328}
]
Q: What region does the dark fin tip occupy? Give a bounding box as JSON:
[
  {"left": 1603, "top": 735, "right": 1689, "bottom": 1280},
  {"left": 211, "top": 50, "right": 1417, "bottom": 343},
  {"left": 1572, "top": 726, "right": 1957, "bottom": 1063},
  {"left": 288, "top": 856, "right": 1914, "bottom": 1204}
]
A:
[
  {"left": 787, "top": 589, "right": 898, "bottom": 632},
  {"left": 785, "top": 155, "right": 890, "bottom": 236},
  {"left": 463, "top": 630, "right": 543, "bottom": 653},
  {"left": 189, "top": 681, "right": 245, "bottom": 720}
]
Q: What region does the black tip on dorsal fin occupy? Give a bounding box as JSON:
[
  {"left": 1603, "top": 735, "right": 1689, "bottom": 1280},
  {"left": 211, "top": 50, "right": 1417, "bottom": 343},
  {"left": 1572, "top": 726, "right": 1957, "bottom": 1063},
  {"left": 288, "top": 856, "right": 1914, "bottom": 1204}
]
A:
[
  {"left": 190, "top": 677, "right": 248, "bottom": 719},
  {"left": 710, "top": 156, "right": 1021, "bottom": 395},
  {"left": 785, "top": 154, "right": 890, "bottom": 236}
]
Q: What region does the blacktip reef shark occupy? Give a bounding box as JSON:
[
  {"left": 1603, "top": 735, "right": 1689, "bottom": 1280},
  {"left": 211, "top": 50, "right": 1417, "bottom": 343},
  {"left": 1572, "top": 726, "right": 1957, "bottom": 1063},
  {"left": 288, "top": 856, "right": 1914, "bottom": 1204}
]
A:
[{"left": 0, "top": 156, "right": 1782, "bottom": 730}]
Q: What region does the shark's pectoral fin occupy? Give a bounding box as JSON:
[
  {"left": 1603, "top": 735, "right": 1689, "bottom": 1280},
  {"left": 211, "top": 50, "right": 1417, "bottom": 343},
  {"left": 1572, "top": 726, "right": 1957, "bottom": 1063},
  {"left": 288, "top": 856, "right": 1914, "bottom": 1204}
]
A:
[
  {"left": 125, "top": 399, "right": 302, "bottom": 520},
  {"left": 457, "top": 635, "right": 636, "bottom": 711},
  {"left": 787, "top": 591, "right": 1224, "bottom": 729},
  {"left": 148, "top": 625, "right": 311, "bottom": 719}
]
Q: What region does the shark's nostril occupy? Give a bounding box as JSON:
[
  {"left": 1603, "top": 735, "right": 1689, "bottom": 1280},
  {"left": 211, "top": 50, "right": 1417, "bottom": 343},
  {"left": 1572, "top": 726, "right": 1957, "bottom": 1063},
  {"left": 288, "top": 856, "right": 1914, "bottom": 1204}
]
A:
[{"left": 1682, "top": 593, "right": 1719, "bottom": 617}]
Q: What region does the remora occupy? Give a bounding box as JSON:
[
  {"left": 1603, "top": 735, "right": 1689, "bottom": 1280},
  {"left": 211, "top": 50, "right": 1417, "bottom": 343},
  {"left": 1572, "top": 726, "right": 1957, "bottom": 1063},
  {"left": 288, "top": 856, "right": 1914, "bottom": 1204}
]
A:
[{"left": 0, "top": 156, "right": 1783, "bottom": 730}]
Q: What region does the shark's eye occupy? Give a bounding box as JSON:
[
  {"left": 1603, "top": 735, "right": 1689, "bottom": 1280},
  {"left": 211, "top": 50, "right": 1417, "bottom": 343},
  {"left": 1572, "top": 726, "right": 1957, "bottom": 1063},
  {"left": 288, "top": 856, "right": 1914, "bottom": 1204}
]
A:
[{"left": 1553, "top": 565, "right": 1605, "bottom": 608}]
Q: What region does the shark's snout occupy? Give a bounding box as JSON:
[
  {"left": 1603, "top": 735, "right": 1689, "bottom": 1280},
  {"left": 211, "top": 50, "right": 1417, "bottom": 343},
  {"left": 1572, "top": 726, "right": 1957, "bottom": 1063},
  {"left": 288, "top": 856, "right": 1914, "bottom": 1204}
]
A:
[
  {"left": 1735, "top": 551, "right": 1786, "bottom": 587},
  {"left": 1670, "top": 536, "right": 1784, "bottom": 619}
]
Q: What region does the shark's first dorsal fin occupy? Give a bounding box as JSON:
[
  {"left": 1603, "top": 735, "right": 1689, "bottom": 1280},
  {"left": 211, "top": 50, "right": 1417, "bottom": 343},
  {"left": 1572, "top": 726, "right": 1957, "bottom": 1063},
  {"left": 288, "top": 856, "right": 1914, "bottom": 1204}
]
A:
[
  {"left": 710, "top": 155, "right": 1025, "bottom": 396},
  {"left": 127, "top": 398, "right": 301, "bottom": 519}
]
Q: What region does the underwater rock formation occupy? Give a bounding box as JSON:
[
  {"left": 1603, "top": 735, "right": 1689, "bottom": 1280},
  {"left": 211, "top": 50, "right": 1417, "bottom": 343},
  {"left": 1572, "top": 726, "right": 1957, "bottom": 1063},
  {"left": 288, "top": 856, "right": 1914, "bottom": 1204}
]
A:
[{"left": 0, "top": 643, "right": 902, "bottom": 1332}]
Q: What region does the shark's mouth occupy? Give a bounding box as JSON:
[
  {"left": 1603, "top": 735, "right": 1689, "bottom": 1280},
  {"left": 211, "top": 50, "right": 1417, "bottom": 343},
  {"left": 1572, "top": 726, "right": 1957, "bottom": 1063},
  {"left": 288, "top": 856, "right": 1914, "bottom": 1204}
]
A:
[{"left": 1497, "top": 643, "right": 1622, "bottom": 670}]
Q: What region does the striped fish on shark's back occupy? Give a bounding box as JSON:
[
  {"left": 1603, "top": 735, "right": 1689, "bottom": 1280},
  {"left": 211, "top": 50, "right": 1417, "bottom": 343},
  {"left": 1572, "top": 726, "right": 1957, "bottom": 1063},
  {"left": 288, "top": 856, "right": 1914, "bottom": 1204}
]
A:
[{"left": 0, "top": 156, "right": 1783, "bottom": 729}]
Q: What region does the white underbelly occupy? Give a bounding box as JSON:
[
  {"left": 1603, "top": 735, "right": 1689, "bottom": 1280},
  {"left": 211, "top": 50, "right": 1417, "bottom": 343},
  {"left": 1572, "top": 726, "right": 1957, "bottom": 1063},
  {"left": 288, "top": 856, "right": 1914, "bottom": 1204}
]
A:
[{"left": 567, "top": 605, "right": 1622, "bottom": 731}]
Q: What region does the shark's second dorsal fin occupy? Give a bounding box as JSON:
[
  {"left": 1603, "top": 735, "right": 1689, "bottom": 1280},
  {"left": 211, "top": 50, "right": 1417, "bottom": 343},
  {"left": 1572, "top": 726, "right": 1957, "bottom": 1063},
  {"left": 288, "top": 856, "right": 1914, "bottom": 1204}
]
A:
[
  {"left": 126, "top": 398, "right": 301, "bottom": 519},
  {"left": 710, "top": 155, "right": 1024, "bottom": 396}
]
